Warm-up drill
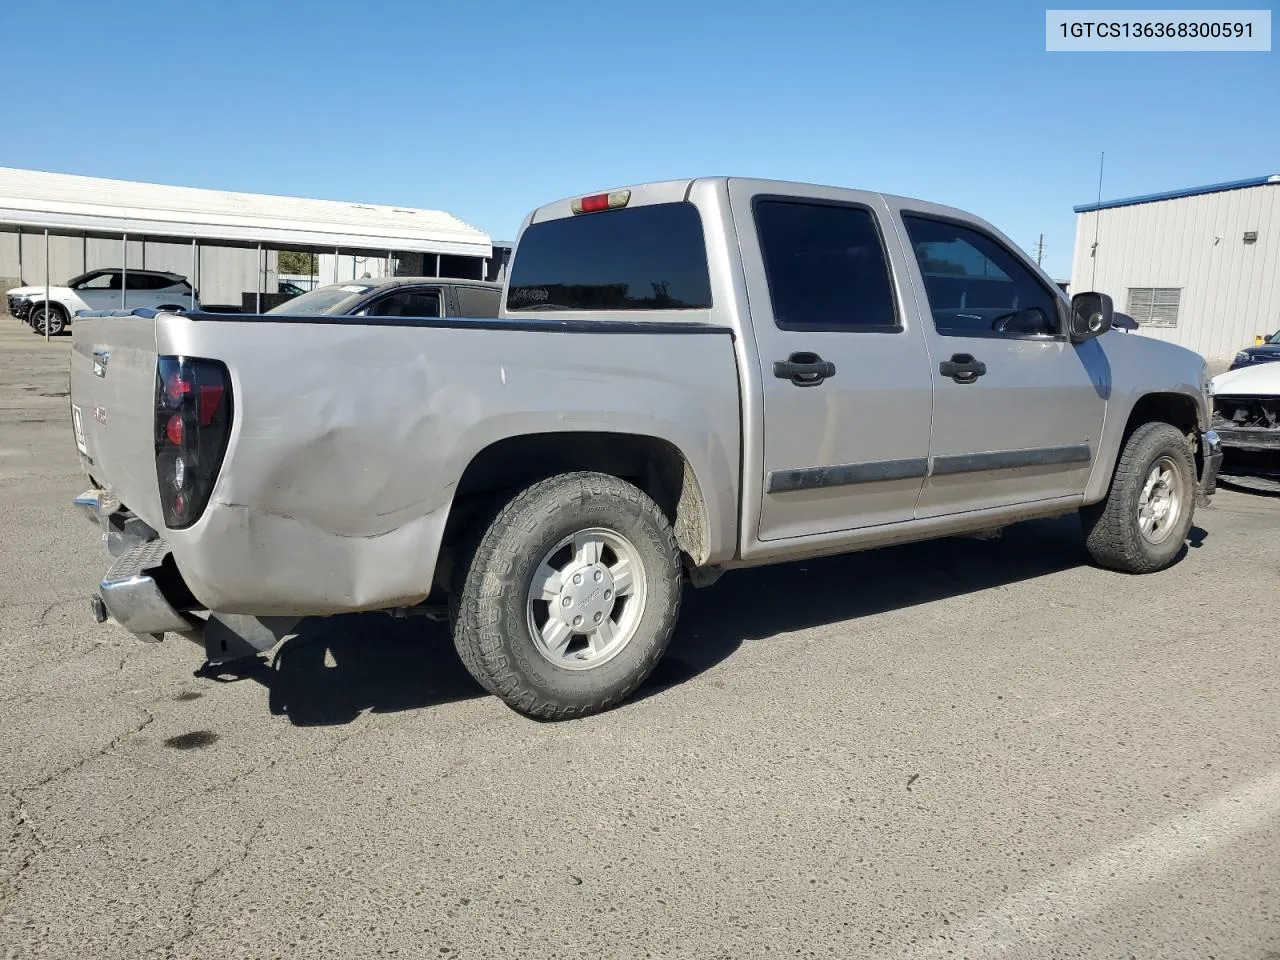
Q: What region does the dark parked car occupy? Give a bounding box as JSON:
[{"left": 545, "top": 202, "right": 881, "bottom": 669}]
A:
[
  {"left": 265, "top": 277, "right": 503, "bottom": 319},
  {"left": 1230, "top": 331, "right": 1280, "bottom": 370}
]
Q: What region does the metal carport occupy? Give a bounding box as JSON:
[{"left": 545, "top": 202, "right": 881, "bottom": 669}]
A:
[{"left": 0, "top": 167, "right": 492, "bottom": 338}]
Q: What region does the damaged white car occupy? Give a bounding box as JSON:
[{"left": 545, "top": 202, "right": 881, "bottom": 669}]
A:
[{"left": 1211, "top": 362, "right": 1280, "bottom": 493}]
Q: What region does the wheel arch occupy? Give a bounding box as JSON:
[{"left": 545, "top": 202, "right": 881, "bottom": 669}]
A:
[
  {"left": 436, "top": 431, "right": 718, "bottom": 590},
  {"left": 28, "top": 299, "right": 69, "bottom": 332},
  {"left": 1122, "top": 391, "right": 1201, "bottom": 438},
  {"left": 1085, "top": 390, "right": 1203, "bottom": 504}
]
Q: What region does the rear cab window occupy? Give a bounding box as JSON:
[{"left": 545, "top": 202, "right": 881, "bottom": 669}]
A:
[{"left": 506, "top": 202, "right": 712, "bottom": 312}]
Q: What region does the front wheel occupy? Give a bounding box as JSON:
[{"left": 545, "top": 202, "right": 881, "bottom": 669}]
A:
[
  {"left": 30, "top": 303, "right": 67, "bottom": 336},
  {"left": 452, "top": 472, "right": 682, "bottom": 719},
  {"left": 1082, "top": 421, "right": 1197, "bottom": 573}
]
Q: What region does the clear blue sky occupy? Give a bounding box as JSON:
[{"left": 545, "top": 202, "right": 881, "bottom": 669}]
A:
[{"left": 3, "top": 0, "right": 1276, "bottom": 277}]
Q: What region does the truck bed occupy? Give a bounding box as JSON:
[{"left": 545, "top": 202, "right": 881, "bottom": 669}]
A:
[{"left": 70, "top": 309, "right": 741, "bottom": 615}]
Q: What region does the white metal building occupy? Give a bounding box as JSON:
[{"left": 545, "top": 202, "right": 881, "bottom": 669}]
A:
[
  {"left": 1070, "top": 174, "right": 1280, "bottom": 361},
  {"left": 0, "top": 167, "right": 492, "bottom": 310}
]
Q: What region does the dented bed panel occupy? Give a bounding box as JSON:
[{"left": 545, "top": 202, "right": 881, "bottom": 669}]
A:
[{"left": 153, "top": 314, "right": 742, "bottom": 614}]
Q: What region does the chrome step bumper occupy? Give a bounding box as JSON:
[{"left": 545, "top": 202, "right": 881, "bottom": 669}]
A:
[{"left": 98, "top": 538, "right": 196, "bottom": 638}]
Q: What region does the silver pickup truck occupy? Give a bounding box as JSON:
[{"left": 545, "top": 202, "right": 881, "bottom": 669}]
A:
[{"left": 70, "top": 177, "right": 1222, "bottom": 719}]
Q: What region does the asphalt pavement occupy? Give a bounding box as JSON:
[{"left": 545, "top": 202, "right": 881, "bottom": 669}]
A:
[{"left": 2, "top": 318, "right": 1278, "bottom": 959}]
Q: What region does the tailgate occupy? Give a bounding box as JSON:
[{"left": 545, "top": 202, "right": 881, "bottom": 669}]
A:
[{"left": 70, "top": 313, "right": 164, "bottom": 527}]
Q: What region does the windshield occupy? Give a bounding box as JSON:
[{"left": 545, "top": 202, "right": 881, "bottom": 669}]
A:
[
  {"left": 1268, "top": 331, "right": 1280, "bottom": 344},
  {"left": 265, "top": 284, "right": 373, "bottom": 315}
]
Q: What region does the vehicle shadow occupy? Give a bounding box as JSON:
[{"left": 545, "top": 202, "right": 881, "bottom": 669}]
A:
[
  {"left": 195, "top": 613, "right": 485, "bottom": 727},
  {"left": 221, "top": 515, "right": 1207, "bottom": 724},
  {"left": 635, "top": 514, "right": 1207, "bottom": 703},
  {"left": 1218, "top": 476, "right": 1280, "bottom": 497}
]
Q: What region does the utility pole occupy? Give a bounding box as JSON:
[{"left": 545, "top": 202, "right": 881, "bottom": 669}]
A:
[
  {"left": 1090, "top": 151, "right": 1105, "bottom": 290},
  {"left": 1034, "top": 233, "right": 1045, "bottom": 267}
]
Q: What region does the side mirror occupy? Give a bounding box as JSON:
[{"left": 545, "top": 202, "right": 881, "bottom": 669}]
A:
[{"left": 1069, "top": 291, "right": 1113, "bottom": 343}]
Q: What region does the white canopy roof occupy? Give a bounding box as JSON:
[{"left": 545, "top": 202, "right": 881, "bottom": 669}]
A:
[{"left": 0, "top": 167, "right": 491, "bottom": 257}]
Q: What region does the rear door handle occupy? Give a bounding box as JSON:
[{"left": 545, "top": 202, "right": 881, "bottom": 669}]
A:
[
  {"left": 939, "top": 353, "right": 986, "bottom": 384},
  {"left": 773, "top": 352, "right": 836, "bottom": 387}
]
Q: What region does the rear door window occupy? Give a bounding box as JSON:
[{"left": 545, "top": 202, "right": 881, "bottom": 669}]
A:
[
  {"left": 125, "top": 273, "right": 167, "bottom": 290},
  {"left": 455, "top": 285, "right": 502, "bottom": 317},
  {"left": 506, "top": 202, "right": 712, "bottom": 312},
  {"left": 753, "top": 199, "right": 899, "bottom": 331}
]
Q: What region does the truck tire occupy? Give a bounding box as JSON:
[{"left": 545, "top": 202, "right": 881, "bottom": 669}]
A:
[
  {"left": 31, "top": 303, "right": 67, "bottom": 336},
  {"left": 448, "top": 576, "right": 498, "bottom": 696},
  {"left": 1082, "top": 421, "right": 1197, "bottom": 573},
  {"left": 452, "top": 471, "right": 681, "bottom": 719}
]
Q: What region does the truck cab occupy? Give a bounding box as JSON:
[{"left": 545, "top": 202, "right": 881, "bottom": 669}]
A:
[{"left": 503, "top": 179, "right": 1217, "bottom": 559}]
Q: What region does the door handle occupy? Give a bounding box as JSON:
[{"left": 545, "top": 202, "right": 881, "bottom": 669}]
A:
[
  {"left": 773, "top": 352, "right": 836, "bottom": 387},
  {"left": 939, "top": 353, "right": 987, "bottom": 384}
]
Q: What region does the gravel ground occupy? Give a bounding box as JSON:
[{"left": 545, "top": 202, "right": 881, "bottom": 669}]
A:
[{"left": 1, "top": 318, "right": 1278, "bottom": 960}]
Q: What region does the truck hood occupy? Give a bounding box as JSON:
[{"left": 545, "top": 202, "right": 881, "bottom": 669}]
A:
[{"left": 1213, "top": 362, "right": 1280, "bottom": 398}]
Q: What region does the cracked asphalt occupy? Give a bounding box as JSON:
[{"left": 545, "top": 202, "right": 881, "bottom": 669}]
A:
[{"left": 2, "top": 318, "right": 1280, "bottom": 959}]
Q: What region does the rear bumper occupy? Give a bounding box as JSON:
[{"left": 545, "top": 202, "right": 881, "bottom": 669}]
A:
[
  {"left": 73, "top": 488, "right": 161, "bottom": 557},
  {"left": 100, "top": 540, "right": 197, "bottom": 636},
  {"left": 75, "top": 489, "right": 198, "bottom": 638},
  {"left": 75, "top": 491, "right": 303, "bottom": 662}
]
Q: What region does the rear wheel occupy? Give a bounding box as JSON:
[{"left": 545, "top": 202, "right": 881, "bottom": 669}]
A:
[
  {"left": 30, "top": 303, "right": 67, "bottom": 336},
  {"left": 452, "top": 471, "right": 681, "bottom": 719},
  {"left": 1082, "top": 421, "right": 1197, "bottom": 572}
]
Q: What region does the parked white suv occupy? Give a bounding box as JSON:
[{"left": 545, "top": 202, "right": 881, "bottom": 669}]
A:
[{"left": 7, "top": 269, "right": 196, "bottom": 335}]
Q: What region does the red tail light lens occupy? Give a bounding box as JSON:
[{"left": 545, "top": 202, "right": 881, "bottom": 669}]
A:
[
  {"left": 155, "top": 356, "right": 232, "bottom": 529},
  {"left": 166, "top": 375, "right": 191, "bottom": 402}
]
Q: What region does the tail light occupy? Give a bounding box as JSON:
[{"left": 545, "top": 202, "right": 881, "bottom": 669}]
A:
[
  {"left": 570, "top": 189, "right": 631, "bottom": 214},
  {"left": 154, "top": 356, "right": 232, "bottom": 529}
]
